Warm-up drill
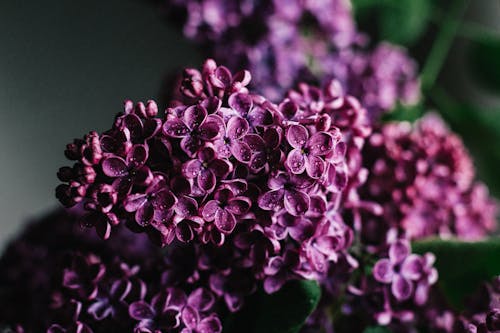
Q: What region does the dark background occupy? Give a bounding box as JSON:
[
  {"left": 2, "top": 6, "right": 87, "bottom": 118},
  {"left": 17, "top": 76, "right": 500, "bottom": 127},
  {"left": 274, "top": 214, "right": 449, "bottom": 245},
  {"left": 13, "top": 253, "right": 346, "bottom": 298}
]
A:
[
  {"left": 1, "top": 0, "right": 500, "bottom": 248},
  {"left": 0, "top": 0, "right": 200, "bottom": 247}
]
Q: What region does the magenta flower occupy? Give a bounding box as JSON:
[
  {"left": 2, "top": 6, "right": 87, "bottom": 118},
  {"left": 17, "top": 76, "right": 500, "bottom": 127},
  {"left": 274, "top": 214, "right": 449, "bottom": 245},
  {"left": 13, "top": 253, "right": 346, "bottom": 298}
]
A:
[
  {"left": 213, "top": 116, "right": 252, "bottom": 163},
  {"left": 124, "top": 175, "right": 177, "bottom": 227},
  {"left": 373, "top": 239, "right": 423, "bottom": 301},
  {"left": 202, "top": 187, "right": 251, "bottom": 235},
  {"left": 286, "top": 124, "right": 335, "bottom": 178},
  {"left": 183, "top": 146, "right": 232, "bottom": 193},
  {"left": 163, "top": 104, "right": 221, "bottom": 157},
  {"left": 258, "top": 171, "right": 312, "bottom": 216},
  {"left": 101, "top": 144, "right": 152, "bottom": 195}
]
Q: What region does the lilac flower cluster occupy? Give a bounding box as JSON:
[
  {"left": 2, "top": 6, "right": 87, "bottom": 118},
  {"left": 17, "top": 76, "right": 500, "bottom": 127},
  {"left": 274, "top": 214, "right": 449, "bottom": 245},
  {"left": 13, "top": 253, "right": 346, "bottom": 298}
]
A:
[
  {"left": 164, "top": 0, "right": 420, "bottom": 117},
  {"left": 56, "top": 60, "right": 367, "bottom": 304},
  {"left": 359, "top": 113, "right": 498, "bottom": 242}
]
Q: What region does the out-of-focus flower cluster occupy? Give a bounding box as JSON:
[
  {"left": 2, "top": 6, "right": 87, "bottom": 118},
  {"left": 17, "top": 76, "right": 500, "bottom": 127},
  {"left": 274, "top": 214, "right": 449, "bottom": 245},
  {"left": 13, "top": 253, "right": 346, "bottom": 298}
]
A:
[
  {"left": 0, "top": 210, "right": 222, "bottom": 333},
  {"left": 164, "top": 0, "right": 420, "bottom": 117},
  {"left": 359, "top": 113, "right": 497, "bottom": 243}
]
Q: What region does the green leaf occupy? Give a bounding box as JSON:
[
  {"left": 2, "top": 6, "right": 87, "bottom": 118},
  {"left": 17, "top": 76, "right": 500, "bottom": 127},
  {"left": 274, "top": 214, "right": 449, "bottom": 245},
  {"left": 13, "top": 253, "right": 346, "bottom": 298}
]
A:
[
  {"left": 413, "top": 238, "right": 500, "bottom": 310},
  {"left": 468, "top": 38, "right": 500, "bottom": 91},
  {"left": 381, "top": 102, "right": 424, "bottom": 123},
  {"left": 352, "top": 0, "right": 431, "bottom": 46},
  {"left": 363, "top": 326, "right": 392, "bottom": 333},
  {"left": 223, "top": 280, "right": 321, "bottom": 333}
]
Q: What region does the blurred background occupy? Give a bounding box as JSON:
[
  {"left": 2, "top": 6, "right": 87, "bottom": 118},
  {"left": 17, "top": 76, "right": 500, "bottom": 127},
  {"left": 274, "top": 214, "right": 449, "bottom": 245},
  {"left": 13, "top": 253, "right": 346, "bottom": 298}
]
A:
[{"left": 0, "top": 0, "right": 499, "bottom": 248}]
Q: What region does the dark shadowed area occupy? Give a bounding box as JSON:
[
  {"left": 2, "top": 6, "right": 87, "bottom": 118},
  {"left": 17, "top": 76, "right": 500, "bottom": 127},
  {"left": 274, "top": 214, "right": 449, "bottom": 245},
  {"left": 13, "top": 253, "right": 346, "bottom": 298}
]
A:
[{"left": 0, "top": 0, "right": 199, "bottom": 247}]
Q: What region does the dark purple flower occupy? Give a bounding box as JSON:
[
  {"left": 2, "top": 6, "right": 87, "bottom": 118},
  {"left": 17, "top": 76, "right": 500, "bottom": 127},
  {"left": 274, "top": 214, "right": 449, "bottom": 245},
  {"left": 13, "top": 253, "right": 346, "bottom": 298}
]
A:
[
  {"left": 183, "top": 146, "right": 232, "bottom": 193},
  {"left": 213, "top": 116, "right": 252, "bottom": 163},
  {"left": 124, "top": 175, "right": 177, "bottom": 227}
]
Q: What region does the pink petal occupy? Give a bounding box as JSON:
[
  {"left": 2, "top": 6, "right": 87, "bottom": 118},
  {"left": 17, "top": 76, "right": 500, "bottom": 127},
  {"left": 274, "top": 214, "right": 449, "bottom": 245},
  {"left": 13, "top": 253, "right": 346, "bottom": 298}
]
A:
[
  {"left": 198, "top": 315, "right": 222, "bottom": 333},
  {"left": 127, "top": 144, "right": 148, "bottom": 168},
  {"left": 180, "top": 136, "right": 202, "bottom": 158},
  {"left": 123, "top": 114, "right": 143, "bottom": 139},
  {"left": 263, "top": 275, "right": 285, "bottom": 294},
  {"left": 226, "top": 197, "right": 251, "bottom": 215},
  {"left": 401, "top": 255, "right": 423, "bottom": 281},
  {"left": 102, "top": 157, "right": 128, "bottom": 177},
  {"left": 287, "top": 124, "right": 308, "bottom": 149},
  {"left": 175, "top": 196, "right": 198, "bottom": 218},
  {"left": 129, "top": 301, "right": 155, "bottom": 320},
  {"left": 181, "top": 305, "right": 199, "bottom": 330},
  {"left": 283, "top": 190, "right": 309, "bottom": 216},
  {"left": 151, "top": 190, "right": 177, "bottom": 212},
  {"left": 188, "top": 288, "right": 215, "bottom": 312},
  {"left": 286, "top": 149, "right": 306, "bottom": 174},
  {"left": 183, "top": 159, "right": 203, "bottom": 179}
]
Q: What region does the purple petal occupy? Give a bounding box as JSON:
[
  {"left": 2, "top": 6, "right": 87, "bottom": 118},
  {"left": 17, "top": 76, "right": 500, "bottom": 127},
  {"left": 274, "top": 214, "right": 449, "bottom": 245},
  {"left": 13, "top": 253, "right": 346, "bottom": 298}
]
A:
[
  {"left": 123, "top": 114, "right": 143, "bottom": 139},
  {"left": 392, "top": 275, "right": 413, "bottom": 301},
  {"left": 183, "top": 105, "right": 207, "bottom": 130},
  {"left": 102, "top": 157, "right": 128, "bottom": 178},
  {"left": 181, "top": 305, "right": 199, "bottom": 330},
  {"left": 127, "top": 144, "right": 148, "bottom": 168},
  {"left": 286, "top": 149, "right": 306, "bottom": 174},
  {"left": 110, "top": 279, "right": 132, "bottom": 300},
  {"left": 214, "top": 209, "right": 236, "bottom": 234},
  {"left": 228, "top": 92, "right": 253, "bottom": 116},
  {"left": 389, "top": 240, "right": 410, "bottom": 264},
  {"left": 211, "top": 66, "right": 232, "bottom": 88},
  {"left": 95, "top": 216, "right": 112, "bottom": 239},
  {"left": 198, "top": 169, "right": 216, "bottom": 192},
  {"left": 231, "top": 141, "right": 252, "bottom": 163},
  {"left": 176, "top": 221, "right": 195, "bottom": 242},
  {"left": 188, "top": 288, "right": 215, "bottom": 312},
  {"left": 373, "top": 259, "right": 394, "bottom": 283},
  {"left": 414, "top": 282, "right": 430, "bottom": 306},
  {"left": 233, "top": 69, "right": 251, "bottom": 86},
  {"left": 307, "top": 132, "right": 334, "bottom": 156},
  {"left": 202, "top": 200, "right": 219, "bottom": 221},
  {"left": 250, "top": 151, "right": 267, "bottom": 172},
  {"left": 198, "top": 315, "right": 222, "bottom": 333},
  {"left": 183, "top": 159, "right": 203, "bottom": 179},
  {"left": 163, "top": 119, "right": 190, "bottom": 138},
  {"left": 180, "top": 136, "right": 202, "bottom": 157},
  {"left": 198, "top": 146, "right": 215, "bottom": 163},
  {"left": 88, "top": 299, "right": 112, "bottom": 320},
  {"left": 401, "top": 255, "right": 423, "bottom": 281},
  {"left": 175, "top": 196, "right": 198, "bottom": 218},
  {"left": 136, "top": 202, "right": 154, "bottom": 227},
  {"left": 226, "top": 117, "right": 249, "bottom": 140},
  {"left": 284, "top": 190, "right": 309, "bottom": 216},
  {"left": 249, "top": 107, "right": 274, "bottom": 127},
  {"left": 124, "top": 193, "right": 147, "bottom": 212},
  {"left": 226, "top": 197, "right": 251, "bottom": 215},
  {"left": 258, "top": 189, "right": 285, "bottom": 211},
  {"left": 129, "top": 301, "right": 155, "bottom": 320},
  {"left": 214, "top": 140, "right": 231, "bottom": 159},
  {"left": 264, "top": 275, "right": 285, "bottom": 294},
  {"left": 209, "top": 159, "right": 232, "bottom": 178},
  {"left": 244, "top": 134, "right": 265, "bottom": 152},
  {"left": 151, "top": 190, "right": 177, "bottom": 212},
  {"left": 225, "top": 293, "right": 244, "bottom": 313},
  {"left": 286, "top": 124, "right": 308, "bottom": 149},
  {"left": 163, "top": 309, "right": 181, "bottom": 329},
  {"left": 305, "top": 155, "right": 325, "bottom": 179},
  {"left": 143, "top": 118, "right": 162, "bottom": 139}
]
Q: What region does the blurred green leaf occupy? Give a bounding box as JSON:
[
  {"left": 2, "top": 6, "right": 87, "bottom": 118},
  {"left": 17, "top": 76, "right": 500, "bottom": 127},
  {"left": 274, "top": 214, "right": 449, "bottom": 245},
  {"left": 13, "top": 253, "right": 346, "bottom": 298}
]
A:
[
  {"left": 469, "top": 38, "right": 500, "bottom": 91},
  {"left": 381, "top": 102, "right": 424, "bottom": 123},
  {"left": 223, "top": 280, "right": 321, "bottom": 333},
  {"left": 352, "top": 0, "right": 431, "bottom": 46},
  {"left": 413, "top": 239, "right": 500, "bottom": 310},
  {"left": 363, "top": 326, "right": 392, "bottom": 333}
]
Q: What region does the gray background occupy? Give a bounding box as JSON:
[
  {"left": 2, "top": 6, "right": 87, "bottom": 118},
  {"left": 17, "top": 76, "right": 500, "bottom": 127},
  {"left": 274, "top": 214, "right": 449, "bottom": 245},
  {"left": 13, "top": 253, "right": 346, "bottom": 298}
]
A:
[{"left": 0, "top": 0, "right": 199, "bottom": 248}]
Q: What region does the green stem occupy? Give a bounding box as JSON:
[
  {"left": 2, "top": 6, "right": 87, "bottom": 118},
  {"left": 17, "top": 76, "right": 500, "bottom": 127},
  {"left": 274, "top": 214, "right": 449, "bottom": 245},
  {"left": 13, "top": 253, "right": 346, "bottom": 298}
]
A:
[{"left": 421, "top": 0, "right": 469, "bottom": 92}]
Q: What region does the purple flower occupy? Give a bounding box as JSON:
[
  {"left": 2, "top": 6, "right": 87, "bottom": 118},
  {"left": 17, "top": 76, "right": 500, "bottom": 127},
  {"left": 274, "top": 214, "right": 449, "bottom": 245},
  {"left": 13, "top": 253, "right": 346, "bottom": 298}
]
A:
[
  {"left": 258, "top": 171, "right": 312, "bottom": 216},
  {"left": 373, "top": 239, "right": 423, "bottom": 301},
  {"left": 286, "top": 124, "right": 335, "bottom": 178},
  {"left": 183, "top": 146, "right": 232, "bottom": 193},
  {"left": 124, "top": 175, "right": 177, "bottom": 227},
  {"left": 202, "top": 187, "right": 251, "bottom": 236},
  {"left": 263, "top": 250, "right": 300, "bottom": 294},
  {"left": 163, "top": 104, "right": 221, "bottom": 157},
  {"left": 213, "top": 116, "right": 252, "bottom": 163},
  {"left": 101, "top": 144, "right": 152, "bottom": 195}
]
